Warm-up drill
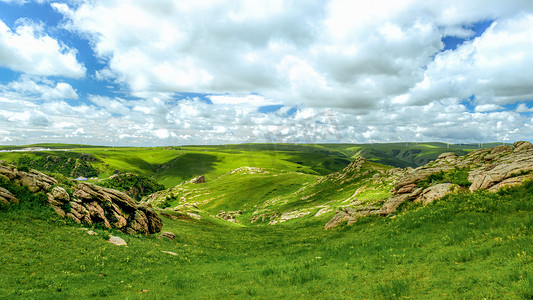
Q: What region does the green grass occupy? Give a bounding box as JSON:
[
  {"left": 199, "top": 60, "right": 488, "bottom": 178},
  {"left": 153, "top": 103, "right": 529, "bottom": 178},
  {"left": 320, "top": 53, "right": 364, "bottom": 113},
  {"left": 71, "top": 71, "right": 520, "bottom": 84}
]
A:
[
  {"left": 0, "top": 142, "right": 485, "bottom": 188},
  {"left": 417, "top": 167, "right": 472, "bottom": 188},
  {"left": 148, "top": 159, "right": 393, "bottom": 225},
  {"left": 1, "top": 178, "right": 531, "bottom": 298}
]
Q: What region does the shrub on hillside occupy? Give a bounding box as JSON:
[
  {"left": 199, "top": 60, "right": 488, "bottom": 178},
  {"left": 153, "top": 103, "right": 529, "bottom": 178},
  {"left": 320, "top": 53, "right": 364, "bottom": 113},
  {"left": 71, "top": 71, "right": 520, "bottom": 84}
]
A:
[
  {"left": 417, "top": 167, "right": 471, "bottom": 188},
  {"left": 17, "top": 154, "right": 98, "bottom": 178},
  {"left": 98, "top": 173, "right": 165, "bottom": 201},
  {"left": 0, "top": 176, "right": 48, "bottom": 211}
]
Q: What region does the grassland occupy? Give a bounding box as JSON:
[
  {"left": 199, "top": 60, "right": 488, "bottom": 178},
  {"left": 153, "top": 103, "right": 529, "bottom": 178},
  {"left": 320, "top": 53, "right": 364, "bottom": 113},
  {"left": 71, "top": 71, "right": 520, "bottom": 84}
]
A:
[
  {"left": 1, "top": 142, "right": 530, "bottom": 298},
  {"left": 0, "top": 142, "right": 484, "bottom": 188},
  {"left": 0, "top": 180, "right": 532, "bottom": 298},
  {"left": 149, "top": 159, "right": 394, "bottom": 226}
]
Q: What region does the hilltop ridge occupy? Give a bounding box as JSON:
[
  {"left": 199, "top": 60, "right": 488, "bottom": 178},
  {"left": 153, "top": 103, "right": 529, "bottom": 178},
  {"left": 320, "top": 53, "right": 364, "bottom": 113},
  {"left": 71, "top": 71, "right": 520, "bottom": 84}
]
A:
[{"left": 144, "top": 141, "right": 533, "bottom": 230}]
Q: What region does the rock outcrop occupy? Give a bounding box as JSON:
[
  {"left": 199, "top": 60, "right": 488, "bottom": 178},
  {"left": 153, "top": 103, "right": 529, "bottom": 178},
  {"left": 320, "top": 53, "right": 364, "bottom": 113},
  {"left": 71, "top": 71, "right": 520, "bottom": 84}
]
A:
[
  {"left": 190, "top": 176, "right": 205, "bottom": 184},
  {"left": 413, "top": 183, "right": 458, "bottom": 205},
  {"left": 468, "top": 143, "right": 533, "bottom": 191},
  {"left": 108, "top": 235, "right": 127, "bottom": 246},
  {"left": 513, "top": 141, "right": 533, "bottom": 152},
  {"left": 392, "top": 141, "right": 533, "bottom": 196},
  {"left": 0, "top": 163, "right": 162, "bottom": 234},
  {"left": 216, "top": 210, "right": 242, "bottom": 223},
  {"left": 0, "top": 187, "right": 18, "bottom": 206},
  {"left": 326, "top": 141, "right": 533, "bottom": 229},
  {"left": 47, "top": 183, "right": 163, "bottom": 235},
  {"left": 159, "top": 231, "right": 176, "bottom": 240},
  {"left": 0, "top": 165, "right": 58, "bottom": 193},
  {"left": 324, "top": 206, "right": 379, "bottom": 229}
]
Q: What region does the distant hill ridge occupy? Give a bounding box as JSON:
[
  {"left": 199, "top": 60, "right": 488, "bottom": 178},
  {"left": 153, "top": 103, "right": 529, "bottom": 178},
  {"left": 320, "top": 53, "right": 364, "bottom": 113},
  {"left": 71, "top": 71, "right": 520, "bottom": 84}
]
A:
[{"left": 144, "top": 141, "right": 533, "bottom": 229}]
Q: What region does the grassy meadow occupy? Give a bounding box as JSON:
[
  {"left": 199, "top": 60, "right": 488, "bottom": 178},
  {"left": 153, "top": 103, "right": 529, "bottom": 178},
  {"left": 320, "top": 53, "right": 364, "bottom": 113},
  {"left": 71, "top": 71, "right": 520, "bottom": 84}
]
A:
[
  {"left": 0, "top": 142, "right": 481, "bottom": 188},
  {"left": 0, "top": 180, "right": 532, "bottom": 298},
  {"left": 1, "top": 142, "right": 531, "bottom": 298}
]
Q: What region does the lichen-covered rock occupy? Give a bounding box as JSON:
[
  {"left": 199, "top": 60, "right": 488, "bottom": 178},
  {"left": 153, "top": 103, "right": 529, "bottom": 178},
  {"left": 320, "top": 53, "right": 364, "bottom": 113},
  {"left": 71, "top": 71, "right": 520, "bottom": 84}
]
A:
[
  {"left": 414, "top": 183, "right": 458, "bottom": 205},
  {"left": 487, "top": 175, "right": 531, "bottom": 192},
  {"left": 514, "top": 141, "right": 533, "bottom": 152},
  {"left": 67, "top": 201, "right": 93, "bottom": 225},
  {"left": 0, "top": 165, "right": 16, "bottom": 180},
  {"left": 216, "top": 210, "right": 242, "bottom": 223},
  {"left": 0, "top": 166, "right": 57, "bottom": 193},
  {"left": 325, "top": 207, "right": 378, "bottom": 229},
  {"left": 396, "top": 183, "right": 418, "bottom": 194},
  {"left": 190, "top": 175, "right": 205, "bottom": 184},
  {"left": 18, "top": 170, "right": 58, "bottom": 193},
  {"left": 324, "top": 209, "right": 353, "bottom": 230},
  {"left": 278, "top": 210, "right": 311, "bottom": 223},
  {"left": 378, "top": 195, "right": 409, "bottom": 216},
  {"left": 47, "top": 186, "right": 70, "bottom": 207},
  {"left": 326, "top": 141, "right": 533, "bottom": 230},
  {"left": 108, "top": 235, "right": 127, "bottom": 246},
  {"left": 159, "top": 231, "right": 176, "bottom": 240},
  {"left": 0, "top": 187, "right": 17, "bottom": 206},
  {"left": 394, "top": 165, "right": 454, "bottom": 192},
  {"left": 469, "top": 149, "right": 533, "bottom": 191},
  {"left": 138, "top": 205, "right": 163, "bottom": 234},
  {"left": 437, "top": 152, "right": 458, "bottom": 162},
  {"left": 46, "top": 181, "right": 163, "bottom": 235},
  {"left": 74, "top": 182, "right": 137, "bottom": 211}
]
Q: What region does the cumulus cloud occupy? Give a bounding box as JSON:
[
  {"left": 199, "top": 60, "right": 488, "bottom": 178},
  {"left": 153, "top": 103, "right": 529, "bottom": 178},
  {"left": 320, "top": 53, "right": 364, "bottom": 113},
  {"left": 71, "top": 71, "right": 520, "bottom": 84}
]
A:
[
  {"left": 1, "top": 0, "right": 533, "bottom": 145},
  {"left": 0, "top": 19, "right": 86, "bottom": 78},
  {"left": 208, "top": 94, "right": 280, "bottom": 109},
  {"left": 405, "top": 13, "right": 533, "bottom": 106},
  {"left": 1, "top": 76, "right": 78, "bottom": 100},
  {"left": 475, "top": 104, "right": 504, "bottom": 113},
  {"left": 88, "top": 95, "right": 129, "bottom": 115},
  {"left": 516, "top": 103, "right": 533, "bottom": 113},
  {"left": 0, "top": 0, "right": 47, "bottom": 4},
  {"left": 52, "top": 0, "right": 533, "bottom": 110}
]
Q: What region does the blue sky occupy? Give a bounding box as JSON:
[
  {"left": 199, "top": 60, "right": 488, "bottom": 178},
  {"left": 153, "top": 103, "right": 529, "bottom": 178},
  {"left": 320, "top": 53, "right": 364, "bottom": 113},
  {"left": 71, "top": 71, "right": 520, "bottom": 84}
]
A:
[{"left": 0, "top": 0, "right": 532, "bottom": 146}]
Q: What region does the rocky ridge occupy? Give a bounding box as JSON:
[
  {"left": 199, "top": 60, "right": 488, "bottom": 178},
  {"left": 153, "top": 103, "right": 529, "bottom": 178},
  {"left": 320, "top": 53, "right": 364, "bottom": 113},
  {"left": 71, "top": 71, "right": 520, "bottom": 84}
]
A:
[
  {"left": 0, "top": 163, "right": 162, "bottom": 235},
  {"left": 325, "top": 141, "right": 533, "bottom": 229}
]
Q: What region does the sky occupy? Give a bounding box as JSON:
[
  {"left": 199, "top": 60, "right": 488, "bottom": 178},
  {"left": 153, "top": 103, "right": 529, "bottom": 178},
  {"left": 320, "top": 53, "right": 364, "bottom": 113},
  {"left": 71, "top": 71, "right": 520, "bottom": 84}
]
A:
[{"left": 0, "top": 0, "right": 532, "bottom": 146}]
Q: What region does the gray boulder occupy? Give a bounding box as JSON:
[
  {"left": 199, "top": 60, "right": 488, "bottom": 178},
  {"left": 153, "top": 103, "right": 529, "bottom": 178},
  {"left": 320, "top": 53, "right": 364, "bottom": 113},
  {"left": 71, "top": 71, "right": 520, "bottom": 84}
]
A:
[{"left": 414, "top": 183, "right": 458, "bottom": 205}]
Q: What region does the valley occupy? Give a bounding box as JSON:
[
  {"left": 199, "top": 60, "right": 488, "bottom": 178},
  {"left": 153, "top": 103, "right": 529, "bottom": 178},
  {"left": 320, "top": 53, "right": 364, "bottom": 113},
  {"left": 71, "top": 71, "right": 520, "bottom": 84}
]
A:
[{"left": 0, "top": 142, "right": 532, "bottom": 299}]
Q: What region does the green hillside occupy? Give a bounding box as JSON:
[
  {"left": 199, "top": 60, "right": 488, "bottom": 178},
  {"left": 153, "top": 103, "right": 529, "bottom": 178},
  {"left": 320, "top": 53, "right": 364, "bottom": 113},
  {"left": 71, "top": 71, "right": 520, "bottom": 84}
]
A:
[
  {"left": 147, "top": 159, "right": 393, "bottom": 226},
  {"left": 1, "top": 142, "right": 532, "bottom": 298},
  {"left": 1, "top": 176, "right": 531, "bottom": 298},
  {"left": 0, "top": 142, "right": 487, "bottom": 187}
]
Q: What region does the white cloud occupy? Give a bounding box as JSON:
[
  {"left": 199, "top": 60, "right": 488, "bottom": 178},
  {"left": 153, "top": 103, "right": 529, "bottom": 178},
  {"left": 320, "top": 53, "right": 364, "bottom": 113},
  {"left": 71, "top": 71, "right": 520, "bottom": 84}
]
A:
[
  {"left": 475, "top": 104, "right": 504, "bottom": 113},
  {"left": 53, "top": 0, "right": 533, "bottom": 111},
  {"left": 0, "top": 0, "right": 47, "bottom": 4},
  {"left": 0, "top": 92, "right": 532, "bottom": 146},
  {"left": 516, "top": 103, "right": 533, "bottom": 113},
  {"left": 88, "top": 95, "right": 129, "bottom": 115},
  {"left": 1, "top": 76, "right": 78, "bottom": 100},
  {"left": 1, "top": 0, "right": 533, "bottom": 145},
  {"left": 0, "top": 19, "right": 86, "bottom": 78},
  {"left": 406, "top": 13, "right": 533, "bottom": 105},
  {"left": 7, "top": 110, "right": 50, "bottom": 126},
  {"left": 208, "top": 94, "right": 280, "bottom": 108}
]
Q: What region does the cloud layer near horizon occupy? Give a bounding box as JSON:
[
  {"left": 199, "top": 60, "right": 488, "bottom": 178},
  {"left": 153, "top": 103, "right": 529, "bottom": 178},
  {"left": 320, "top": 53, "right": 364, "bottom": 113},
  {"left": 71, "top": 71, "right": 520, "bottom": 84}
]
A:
[{"left": 0, "top": 0, "right": 532, "bottom": 145}]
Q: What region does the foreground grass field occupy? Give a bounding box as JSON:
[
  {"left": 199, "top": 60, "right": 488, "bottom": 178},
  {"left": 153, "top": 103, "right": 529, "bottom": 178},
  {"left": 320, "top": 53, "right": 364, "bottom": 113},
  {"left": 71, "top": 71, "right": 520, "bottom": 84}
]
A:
[{"left": 1, "top": 181, "right": 532, "bottom": 298}]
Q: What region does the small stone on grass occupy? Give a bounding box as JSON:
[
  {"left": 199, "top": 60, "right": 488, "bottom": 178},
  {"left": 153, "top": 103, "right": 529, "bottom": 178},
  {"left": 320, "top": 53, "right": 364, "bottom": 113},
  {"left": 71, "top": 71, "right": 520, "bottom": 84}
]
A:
[{"left": 108, "top": 235, "right": 127, "bottom": 246}]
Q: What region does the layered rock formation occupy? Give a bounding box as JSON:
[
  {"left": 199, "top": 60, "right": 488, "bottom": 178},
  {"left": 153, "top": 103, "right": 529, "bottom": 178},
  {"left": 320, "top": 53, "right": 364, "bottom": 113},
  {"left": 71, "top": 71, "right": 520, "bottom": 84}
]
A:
[
  {"left": 216, "top": 210, "right": 242, "bottom": 223},
  {"left": 0, "top": 163, "right": 162, "bottom": 235},
  {"left": 47, "top": 183, "right": 162, "bottom": 235},
  {"left": 0, "top": 165, "right": 57, "bottom": 193},
  {"left": 325, "top": 141, "right": 533, "bottom": 229},
  {"left": 0, "top": 187, "right": 18, "bottom": 206}
]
